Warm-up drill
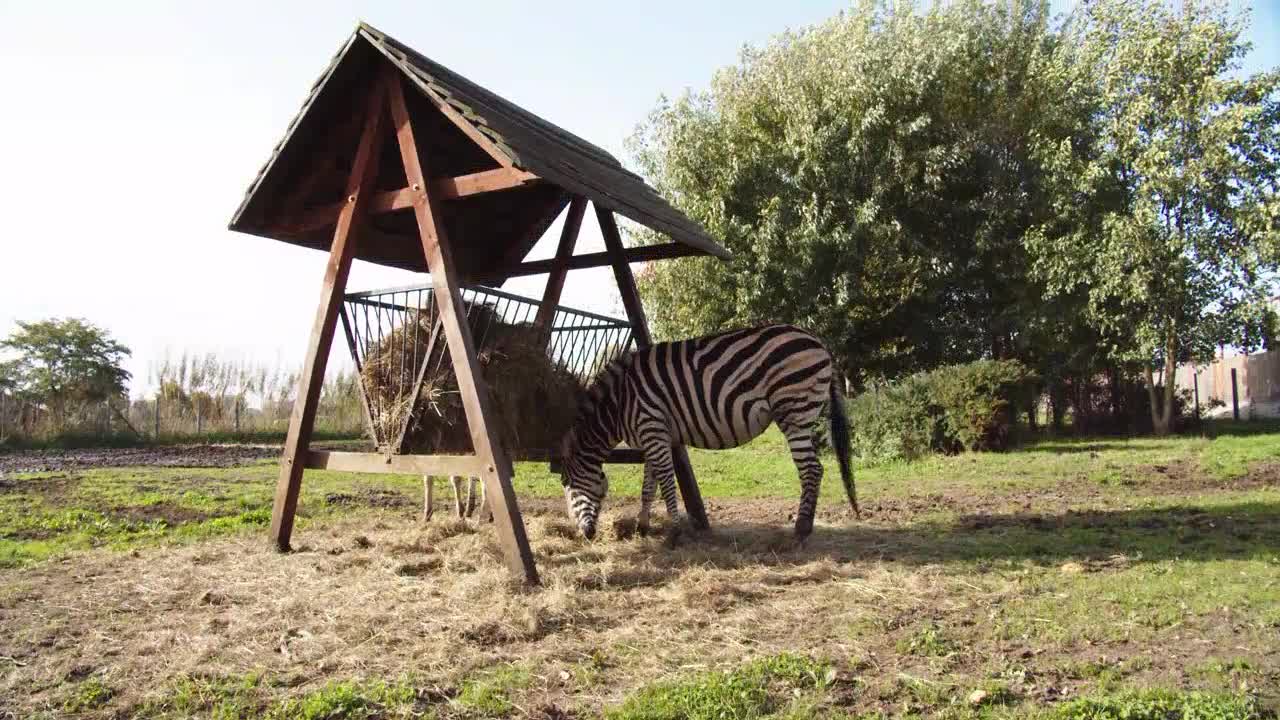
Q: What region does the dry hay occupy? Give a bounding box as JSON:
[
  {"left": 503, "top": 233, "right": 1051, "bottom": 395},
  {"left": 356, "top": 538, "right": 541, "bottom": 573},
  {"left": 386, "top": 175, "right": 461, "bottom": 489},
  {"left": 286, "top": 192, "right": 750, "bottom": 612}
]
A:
[{"left": 360, "top": 303, "right": 585, "bottom": 455}]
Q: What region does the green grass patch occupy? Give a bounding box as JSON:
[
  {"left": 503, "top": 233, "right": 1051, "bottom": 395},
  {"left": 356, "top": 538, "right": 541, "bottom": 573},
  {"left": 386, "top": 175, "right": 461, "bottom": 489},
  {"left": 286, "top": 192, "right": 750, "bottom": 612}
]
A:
[
  {"left": 1051, "top": 689, "right": 1269, "bottom": 719},
  {"left": 62, "top": 677, "right": 114, "bottom": 713},
  {"left": 606, "top": 653, "right": 833, "bottom": 720},
  {"left": 456, "top": 663, "right": 531, "bottom": 717}
]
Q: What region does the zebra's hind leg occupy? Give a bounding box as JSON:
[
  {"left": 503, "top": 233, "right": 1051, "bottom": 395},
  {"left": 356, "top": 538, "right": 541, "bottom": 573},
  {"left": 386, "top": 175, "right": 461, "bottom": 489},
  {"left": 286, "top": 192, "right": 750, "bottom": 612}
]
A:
[
  {"left": 779, "top": 421, "right": 823, "bottom": 540},
  {"left": 450, "top": 476, "right": 466, "bottom": 519},
  {"left": 638, "top": 462, "right": 658, "bottom": 536},
  {"left": 422, "top": 475, "right": 435, "bottom": 522}
]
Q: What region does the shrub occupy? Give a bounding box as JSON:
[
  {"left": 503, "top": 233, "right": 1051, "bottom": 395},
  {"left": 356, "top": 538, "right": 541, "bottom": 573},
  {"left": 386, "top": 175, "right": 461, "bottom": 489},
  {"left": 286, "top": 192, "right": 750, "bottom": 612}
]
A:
[
  {"left": 930, "top": 359, "right": 1033, "bottom": 452},
  {"left": 848, "top": 359, "right": 1033, "bottom": 462},
  {"left": 848, "top": 373, "right": 943, "bottom": 463}
]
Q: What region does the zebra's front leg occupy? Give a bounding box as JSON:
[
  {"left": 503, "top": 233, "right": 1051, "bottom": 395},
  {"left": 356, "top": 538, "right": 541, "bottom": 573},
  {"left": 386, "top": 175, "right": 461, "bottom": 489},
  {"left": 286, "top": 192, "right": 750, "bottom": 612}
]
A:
[
  {"left": 781, "top": 423, "right": 823, "bottom": 540},
  {"left": 640, "top": 433, "right": 685, "bottom": 538}
]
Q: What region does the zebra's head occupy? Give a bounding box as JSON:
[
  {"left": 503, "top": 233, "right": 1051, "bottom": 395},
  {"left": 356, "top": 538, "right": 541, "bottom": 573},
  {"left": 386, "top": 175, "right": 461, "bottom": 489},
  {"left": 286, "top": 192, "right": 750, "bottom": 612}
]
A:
[{"left": 559, "top": 430, "right": 607, "bottom": 540}]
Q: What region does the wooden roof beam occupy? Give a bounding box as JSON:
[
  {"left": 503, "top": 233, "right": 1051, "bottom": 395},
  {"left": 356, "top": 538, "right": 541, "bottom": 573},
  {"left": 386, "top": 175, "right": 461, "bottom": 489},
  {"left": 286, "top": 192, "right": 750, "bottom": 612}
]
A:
[
  {"left": 268, "top": 167, "right": 539, "bottom": 235},
  {"left": 483, "top": 242, "right": 707, "bottom": 281}
]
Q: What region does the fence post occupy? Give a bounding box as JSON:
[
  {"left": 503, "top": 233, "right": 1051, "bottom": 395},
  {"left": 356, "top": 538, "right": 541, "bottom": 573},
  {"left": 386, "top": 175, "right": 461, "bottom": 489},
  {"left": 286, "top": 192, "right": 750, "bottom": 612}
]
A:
[
  {"left": 196, "top": 406, "right": 203, "bottom": 435},
  {"left": 154, "top": 396, "right": 161, "bottom": 439},
  {"left": 1231, "top": 367, "right": 1240, "bottom": 421},
  {"left": 235, "top": 397, "right": 241, "bottom": 434}
]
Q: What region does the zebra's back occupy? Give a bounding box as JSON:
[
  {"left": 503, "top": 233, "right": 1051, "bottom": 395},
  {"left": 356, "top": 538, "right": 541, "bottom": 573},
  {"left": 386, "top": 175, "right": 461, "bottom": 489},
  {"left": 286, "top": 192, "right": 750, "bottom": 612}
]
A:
[{"left": 622, "top": 324, "right": 834, "bottom": 450}]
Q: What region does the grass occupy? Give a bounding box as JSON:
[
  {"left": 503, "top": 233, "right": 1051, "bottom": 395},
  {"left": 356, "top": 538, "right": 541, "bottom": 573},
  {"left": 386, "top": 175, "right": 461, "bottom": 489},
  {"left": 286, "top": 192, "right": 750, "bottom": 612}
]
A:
[
  {"left": 605, "top": 653, "right": 833, "bottom": 720},
  {"left": 1, "top": 424, "right": 1278, "bottom": 718}
]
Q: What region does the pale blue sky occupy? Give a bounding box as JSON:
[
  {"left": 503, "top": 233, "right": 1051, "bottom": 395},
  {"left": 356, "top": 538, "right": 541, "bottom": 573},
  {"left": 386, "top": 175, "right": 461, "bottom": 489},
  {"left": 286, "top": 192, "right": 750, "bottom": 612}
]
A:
[{"left": 2, "top": 1, "right": 1276, "bottom": 394}]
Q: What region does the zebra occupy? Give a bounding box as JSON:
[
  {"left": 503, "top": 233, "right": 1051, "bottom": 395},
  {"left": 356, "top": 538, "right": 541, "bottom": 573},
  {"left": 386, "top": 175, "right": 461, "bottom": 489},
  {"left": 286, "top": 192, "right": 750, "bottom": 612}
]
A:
[
  {"left": 558, "top": 324, "right": 856, "bottom": 540},
  {"left": 422, "top": 475, "right": 491, "bottom": 522}
]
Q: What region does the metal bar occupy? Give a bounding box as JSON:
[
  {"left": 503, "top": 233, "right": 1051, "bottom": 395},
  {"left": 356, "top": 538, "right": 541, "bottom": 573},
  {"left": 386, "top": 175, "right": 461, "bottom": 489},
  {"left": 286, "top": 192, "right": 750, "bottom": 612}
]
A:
[
  {"left": 393, "top": 316, "right": 444, "bottom": 453},
  {"left": 340, "top": 305, "right": 380, "bottom": 444}
]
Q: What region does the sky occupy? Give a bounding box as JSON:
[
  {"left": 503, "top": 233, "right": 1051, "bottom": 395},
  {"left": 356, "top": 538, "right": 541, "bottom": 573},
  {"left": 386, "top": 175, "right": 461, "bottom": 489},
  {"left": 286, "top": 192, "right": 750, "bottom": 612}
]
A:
[{"left": 2, "top": 1, "right": 1277, "bottom": 397}]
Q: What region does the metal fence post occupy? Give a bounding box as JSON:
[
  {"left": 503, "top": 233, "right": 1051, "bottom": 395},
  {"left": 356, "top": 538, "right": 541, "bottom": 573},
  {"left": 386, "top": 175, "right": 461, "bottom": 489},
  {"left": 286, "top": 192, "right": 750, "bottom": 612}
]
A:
[
  {"left": 235, "top": 397, "right": 241, "bottom": 434},
  {"left": 1231, "top": 368, "right": 1240, "bottom": 421},
  {"left": 154, "top": 396, "right": 161, "bottom": 438}
]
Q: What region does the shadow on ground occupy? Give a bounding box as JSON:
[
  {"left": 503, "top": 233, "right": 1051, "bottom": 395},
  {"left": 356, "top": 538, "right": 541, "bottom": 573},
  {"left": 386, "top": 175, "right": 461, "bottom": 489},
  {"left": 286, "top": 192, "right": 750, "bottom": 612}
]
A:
[{"left": 541, "top": 499, "right": 1280, "bottom": 579}]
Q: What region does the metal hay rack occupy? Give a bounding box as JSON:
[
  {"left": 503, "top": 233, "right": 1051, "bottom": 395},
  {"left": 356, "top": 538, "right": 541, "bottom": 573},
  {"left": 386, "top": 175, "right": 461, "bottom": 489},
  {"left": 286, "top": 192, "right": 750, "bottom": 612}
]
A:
[{"left": 340, "top": 282, "right": 635, "bottom": 457}]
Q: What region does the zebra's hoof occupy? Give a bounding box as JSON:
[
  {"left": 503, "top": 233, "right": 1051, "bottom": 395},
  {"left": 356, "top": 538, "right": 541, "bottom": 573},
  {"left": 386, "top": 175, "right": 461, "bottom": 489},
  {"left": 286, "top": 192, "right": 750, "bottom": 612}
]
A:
[
  {"left": 637, "top": 522, "right": 650, "bottom": 538},
  {"left": 794, "top": 516, "right": 814, "bottom": 540}
]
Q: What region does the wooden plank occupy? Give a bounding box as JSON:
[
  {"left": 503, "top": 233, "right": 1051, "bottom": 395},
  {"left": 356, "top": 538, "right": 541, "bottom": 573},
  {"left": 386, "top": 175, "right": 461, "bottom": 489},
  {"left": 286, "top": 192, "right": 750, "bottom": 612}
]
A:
[
  {"left": 595, "top": 203, "right": 710, "bottom": 531},
  {"left": 386, "top": 68, "right": 540, "bottom": 585},
  {"left": 270, "top": 81, "right": 387, "bottom": 552},
  {"left": 533, "top": 196, "right": 588, "bottom": 331},
  {"left": 269, "top": 169, "right": 541, "bottom": 236},
  {"left": 305, "top": 450, "right": 486, "bottom": 477},
  {"left": 436, "top": 167, "right": 539, "bottom": 198},
  {"left": 488, "top": 243, "right": 707, "bottom": 281}
]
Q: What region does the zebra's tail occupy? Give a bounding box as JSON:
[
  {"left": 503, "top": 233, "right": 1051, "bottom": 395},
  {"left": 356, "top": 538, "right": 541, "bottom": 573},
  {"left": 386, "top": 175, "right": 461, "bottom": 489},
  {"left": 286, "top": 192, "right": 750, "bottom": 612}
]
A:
[{"left": 828, "top": 372, "right": 858, "bottom": 517}]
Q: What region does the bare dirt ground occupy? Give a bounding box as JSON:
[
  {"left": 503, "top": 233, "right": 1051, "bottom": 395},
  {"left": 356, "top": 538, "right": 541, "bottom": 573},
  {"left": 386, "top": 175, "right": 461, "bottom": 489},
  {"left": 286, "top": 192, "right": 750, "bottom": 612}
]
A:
[
  {"left": 0, "top": 445, "right": 282, "bottom": 475},
  {"left": 2, "top": 460, "right": 1277, "bottom": 718}
]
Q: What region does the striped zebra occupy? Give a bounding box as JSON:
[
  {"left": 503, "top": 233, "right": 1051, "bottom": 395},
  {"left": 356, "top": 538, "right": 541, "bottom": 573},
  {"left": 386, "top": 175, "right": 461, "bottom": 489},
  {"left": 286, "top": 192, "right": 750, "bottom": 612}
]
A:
[{"left": 559, "top": 324, "right": 857, "bottom": 540}]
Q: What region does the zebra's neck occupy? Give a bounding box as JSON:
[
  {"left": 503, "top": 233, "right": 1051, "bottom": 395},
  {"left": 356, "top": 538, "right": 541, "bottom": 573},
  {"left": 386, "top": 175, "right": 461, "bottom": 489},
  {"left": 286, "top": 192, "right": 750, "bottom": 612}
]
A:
[{"left": 573, "top": 359, "right": 631, "bottom": 464}]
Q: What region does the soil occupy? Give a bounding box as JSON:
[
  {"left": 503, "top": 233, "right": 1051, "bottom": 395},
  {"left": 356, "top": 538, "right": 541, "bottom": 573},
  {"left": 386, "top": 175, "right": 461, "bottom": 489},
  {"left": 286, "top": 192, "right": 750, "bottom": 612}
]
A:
[{"left": 0, "top": 444, "right": 282, "bottom": 474}]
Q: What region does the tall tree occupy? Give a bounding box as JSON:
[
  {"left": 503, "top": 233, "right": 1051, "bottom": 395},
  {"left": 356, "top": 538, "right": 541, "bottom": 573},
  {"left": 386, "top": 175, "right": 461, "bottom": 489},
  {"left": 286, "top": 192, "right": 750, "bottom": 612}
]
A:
[
  {"left": 629, "top": 0, "right": 1088, "bottom": 386},
  {"left": 1029, "top": 0, "right": 1280, "bottom": 434},
  {"left": 1, "top": 318, "right": 131, "bottom": 430}
]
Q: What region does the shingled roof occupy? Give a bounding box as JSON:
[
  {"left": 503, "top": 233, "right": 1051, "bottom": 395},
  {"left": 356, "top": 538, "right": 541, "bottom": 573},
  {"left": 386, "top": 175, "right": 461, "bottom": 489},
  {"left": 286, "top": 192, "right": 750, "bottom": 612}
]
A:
[{"left": 228, "top": 22, "right": 729, "bottom": 280}]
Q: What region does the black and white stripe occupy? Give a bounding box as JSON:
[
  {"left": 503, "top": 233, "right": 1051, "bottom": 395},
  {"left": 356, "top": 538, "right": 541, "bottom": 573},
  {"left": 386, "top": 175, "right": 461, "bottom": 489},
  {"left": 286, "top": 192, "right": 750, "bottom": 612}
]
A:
[{"left": 559, "top": 324, "right": 857, "bottom": 540}]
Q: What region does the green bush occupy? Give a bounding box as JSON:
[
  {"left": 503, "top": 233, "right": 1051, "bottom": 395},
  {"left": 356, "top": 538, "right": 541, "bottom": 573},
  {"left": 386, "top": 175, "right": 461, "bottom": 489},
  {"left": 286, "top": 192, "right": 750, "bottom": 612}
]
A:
[
  {"left": 848, "top": 373, "right": 943, "bottom": 463},
  {"left": 930, "top": 359, "right": 1033, "bottom": 452},
  {"left": 848, "top": 359, "right": 1033, "bottom": 462}
]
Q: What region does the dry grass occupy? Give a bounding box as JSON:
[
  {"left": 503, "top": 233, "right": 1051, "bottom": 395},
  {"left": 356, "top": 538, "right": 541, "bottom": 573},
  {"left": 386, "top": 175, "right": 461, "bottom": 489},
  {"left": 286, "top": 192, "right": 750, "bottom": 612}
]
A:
[
  {"left": 2, "top": 451, "right": 1278, "bottom": 717},
  {"left": 0, "top": 500, "right": 950, "bottom": 716}
]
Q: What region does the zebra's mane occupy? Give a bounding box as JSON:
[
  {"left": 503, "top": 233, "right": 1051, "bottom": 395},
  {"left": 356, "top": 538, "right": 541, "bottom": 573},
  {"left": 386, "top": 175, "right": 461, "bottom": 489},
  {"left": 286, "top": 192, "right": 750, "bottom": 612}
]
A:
[{"left": 568, "top": 351, "right": 633, "bottom": 436}]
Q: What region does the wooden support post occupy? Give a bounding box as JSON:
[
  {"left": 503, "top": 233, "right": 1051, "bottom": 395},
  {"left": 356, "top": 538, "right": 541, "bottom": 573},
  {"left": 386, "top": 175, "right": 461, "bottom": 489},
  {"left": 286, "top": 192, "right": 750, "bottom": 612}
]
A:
[
  {"left": 594, "top": 203, "right": 710, "bottom": 532},
  {"left": 270, "top": 81, "right": 386, "bottom": 551},
  {"left": 153, "top": 396, "right": 160, "bottom": 439},
  {"left": 386, "top": 69, "right": 539, "bottom": 584},
  {"left": 534, "top": 196, "right": 588, "bottom": 334}
]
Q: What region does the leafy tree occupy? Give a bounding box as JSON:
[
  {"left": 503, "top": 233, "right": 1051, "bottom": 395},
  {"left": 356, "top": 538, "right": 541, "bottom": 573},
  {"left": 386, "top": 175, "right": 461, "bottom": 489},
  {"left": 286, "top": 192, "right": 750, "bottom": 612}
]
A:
[
  {"left": 1, "top": 318, "right": 131, "bottom": 430},
  {"left": 1029, "top": 0, "right": 1280, "bottom": 434},
  {"left": 629, "top": 0, "right": 1088, "bottom": 386}
]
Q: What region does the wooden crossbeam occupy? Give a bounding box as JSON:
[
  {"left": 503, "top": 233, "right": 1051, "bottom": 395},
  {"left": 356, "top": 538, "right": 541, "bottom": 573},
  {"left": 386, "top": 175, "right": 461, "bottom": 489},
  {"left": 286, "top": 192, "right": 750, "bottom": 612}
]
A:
[
  {"left": 486, "top": 242, "right": 705, "bottom": 281},
  {"left": 270, "top": 167, "right": 540, "bottom": 236},
  {"left": 305, "top": 450, "right": 486, "bottom": 477}
]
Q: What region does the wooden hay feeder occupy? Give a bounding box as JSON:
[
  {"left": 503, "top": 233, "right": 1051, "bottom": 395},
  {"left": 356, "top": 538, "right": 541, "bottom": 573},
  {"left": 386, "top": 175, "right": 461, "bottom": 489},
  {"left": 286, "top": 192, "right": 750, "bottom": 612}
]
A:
[{"left": 227, "top": 22, "right": 731, "bottom": 584}]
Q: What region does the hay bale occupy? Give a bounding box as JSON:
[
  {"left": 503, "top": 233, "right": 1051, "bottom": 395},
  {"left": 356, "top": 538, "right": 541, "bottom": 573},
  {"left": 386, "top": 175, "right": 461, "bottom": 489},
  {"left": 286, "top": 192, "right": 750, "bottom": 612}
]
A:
[{"left": 361, "top": 304, "right": 584, "bottom": 455}]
